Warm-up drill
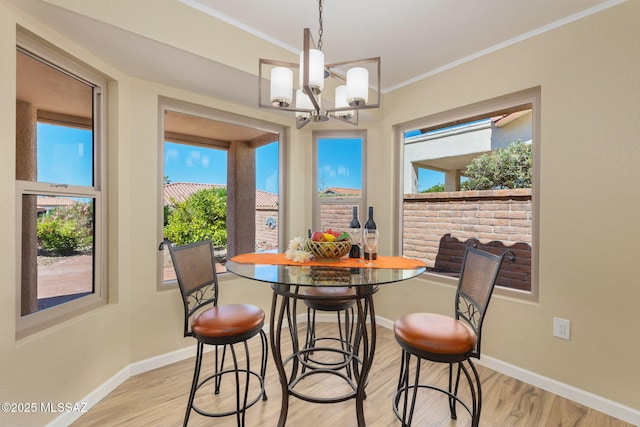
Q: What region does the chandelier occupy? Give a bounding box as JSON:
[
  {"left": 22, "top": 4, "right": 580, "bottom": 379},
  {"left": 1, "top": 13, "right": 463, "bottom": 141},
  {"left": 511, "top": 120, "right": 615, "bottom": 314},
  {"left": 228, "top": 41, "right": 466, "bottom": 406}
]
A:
[{"left": 258, "top": 0, "right": 381, "bottom": 129}]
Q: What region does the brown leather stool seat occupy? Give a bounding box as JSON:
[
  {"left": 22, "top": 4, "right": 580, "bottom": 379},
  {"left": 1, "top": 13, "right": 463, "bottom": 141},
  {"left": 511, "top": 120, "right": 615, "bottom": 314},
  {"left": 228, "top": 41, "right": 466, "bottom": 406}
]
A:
[
  {"left": 394, "top": 313, "right": 477, "bottom": 361},
  {"left": 192, "top": 304, "right": 265, "bottom": 345},
  {"left": 301, "top": 286, "right": 356, "bottom": 311}
]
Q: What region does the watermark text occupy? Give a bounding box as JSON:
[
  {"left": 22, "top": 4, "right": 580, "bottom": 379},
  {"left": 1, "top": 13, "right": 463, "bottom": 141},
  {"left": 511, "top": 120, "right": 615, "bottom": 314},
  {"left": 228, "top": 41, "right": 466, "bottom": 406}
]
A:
[{"left": 1, "top": 402, "right": 88, "bottom": 413}]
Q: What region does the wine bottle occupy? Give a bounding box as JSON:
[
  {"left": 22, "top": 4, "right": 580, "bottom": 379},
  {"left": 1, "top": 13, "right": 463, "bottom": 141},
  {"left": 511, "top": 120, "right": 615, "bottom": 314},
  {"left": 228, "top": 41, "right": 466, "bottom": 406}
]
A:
[
  {"left": 348, "top": 206, "right": 361, "bottom": 259},
  {"left": 363, "top": 206, "right": 377, "bottom": 260}
]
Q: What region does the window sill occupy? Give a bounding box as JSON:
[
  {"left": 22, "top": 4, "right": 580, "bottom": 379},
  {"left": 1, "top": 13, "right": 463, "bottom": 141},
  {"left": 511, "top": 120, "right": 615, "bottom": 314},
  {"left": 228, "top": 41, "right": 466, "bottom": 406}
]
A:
[{"left": 415, "top": 270, "right": 538, "bottom": 303}]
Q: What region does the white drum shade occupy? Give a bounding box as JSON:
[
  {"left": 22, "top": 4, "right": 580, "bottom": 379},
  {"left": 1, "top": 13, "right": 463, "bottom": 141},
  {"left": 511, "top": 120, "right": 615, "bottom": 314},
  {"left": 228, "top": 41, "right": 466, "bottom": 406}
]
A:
[
  {"left": 346, "top": 67, "right": 369, "bottom": 106},
  {"left": 270, "top": 67, "right": 293, "bottom": 107},
  {"left": 334, "top": 85, "right": 354, "bottom": 119}
]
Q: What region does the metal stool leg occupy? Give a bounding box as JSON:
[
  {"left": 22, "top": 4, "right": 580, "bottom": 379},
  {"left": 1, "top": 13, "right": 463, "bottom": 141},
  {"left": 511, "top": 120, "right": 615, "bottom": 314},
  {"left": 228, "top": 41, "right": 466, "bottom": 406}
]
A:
[{"left": 184, "top": 341, "right": 204, "bottom": 427}]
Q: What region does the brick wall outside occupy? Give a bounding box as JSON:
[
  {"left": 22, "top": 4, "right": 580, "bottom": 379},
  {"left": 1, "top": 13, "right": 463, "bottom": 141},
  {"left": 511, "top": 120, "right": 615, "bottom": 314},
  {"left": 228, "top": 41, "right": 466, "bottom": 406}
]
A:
[
  {"left": 248, "top": 204, "right": 356, "bottom": 251},
  {"left": 256, "top": 191, "right": 532, "bottom": 291},
  {"left": 255, "top": 207, "right": 279, "bottom": 250},
  {"left": 403, "top": 189, "right": 532, "bottom": 291},
  {"left": 320, "top": 204, "right": 355, "bottom": 232}
]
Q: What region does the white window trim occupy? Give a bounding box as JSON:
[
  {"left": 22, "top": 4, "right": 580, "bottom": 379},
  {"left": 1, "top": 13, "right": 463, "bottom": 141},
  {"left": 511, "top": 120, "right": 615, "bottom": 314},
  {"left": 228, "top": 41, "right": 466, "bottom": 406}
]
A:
[
  {"left": 312, "top": 130, "right": 367, "bottom": 232},
  {"left": 15, "top": 32, "right": 109, "bottom": 338},
  {"left": 393, "top": 87, "right": 540, "bottom": 302}
]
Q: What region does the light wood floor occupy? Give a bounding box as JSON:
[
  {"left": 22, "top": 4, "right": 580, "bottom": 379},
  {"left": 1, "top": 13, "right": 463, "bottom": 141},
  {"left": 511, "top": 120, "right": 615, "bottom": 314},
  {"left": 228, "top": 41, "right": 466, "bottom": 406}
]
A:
[{"left": 72, "top": 323, "right": 632, "bottom": 427}]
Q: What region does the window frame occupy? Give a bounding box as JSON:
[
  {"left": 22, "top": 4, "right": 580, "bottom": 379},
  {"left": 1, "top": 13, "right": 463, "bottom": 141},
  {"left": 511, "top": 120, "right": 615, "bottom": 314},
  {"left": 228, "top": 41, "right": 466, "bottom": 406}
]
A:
[
  {"left": 15, "top": 33, "right": 108, "bottom": 338},
  {"left": 394, "top": 88, "right": 540, "bottom": 302},
  {"left": 312, "top": 130, "right": 367, "bottom": 233},
  {"left": 157, "top": 97, "right": 286, "bottom": 288}
]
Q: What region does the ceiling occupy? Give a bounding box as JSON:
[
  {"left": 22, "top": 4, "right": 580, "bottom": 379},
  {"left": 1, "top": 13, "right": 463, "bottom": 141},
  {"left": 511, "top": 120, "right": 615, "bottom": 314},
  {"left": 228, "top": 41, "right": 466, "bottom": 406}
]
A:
[
  {"left": 17, "top": 49, "right": 93, "bottom": 121},
  {"left": 183, "top": 0, "right": 617, "bottom": 92},
  {"left": 10, "top": 0, "right": 621, "bottom": 140}
]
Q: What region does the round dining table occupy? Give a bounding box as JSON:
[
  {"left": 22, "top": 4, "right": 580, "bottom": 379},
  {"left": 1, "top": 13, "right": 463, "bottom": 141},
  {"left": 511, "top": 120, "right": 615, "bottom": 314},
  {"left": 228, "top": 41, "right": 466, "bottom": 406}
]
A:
[{"left": 226, "top": 252, "right": 426, "bottom": 427}]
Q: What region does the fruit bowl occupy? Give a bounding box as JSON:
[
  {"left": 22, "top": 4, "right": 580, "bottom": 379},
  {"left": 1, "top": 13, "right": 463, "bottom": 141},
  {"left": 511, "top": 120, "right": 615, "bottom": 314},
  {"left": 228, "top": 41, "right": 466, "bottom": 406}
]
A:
[{"left": 305, "top": 239, "right": 352, "bottom": 262}]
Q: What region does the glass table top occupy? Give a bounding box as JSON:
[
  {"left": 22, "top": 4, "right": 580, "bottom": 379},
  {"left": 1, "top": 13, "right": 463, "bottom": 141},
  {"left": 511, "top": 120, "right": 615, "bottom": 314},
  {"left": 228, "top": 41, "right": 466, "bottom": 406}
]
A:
[{"left": 225, "top": 258, "right": 426, "bottom": 287}]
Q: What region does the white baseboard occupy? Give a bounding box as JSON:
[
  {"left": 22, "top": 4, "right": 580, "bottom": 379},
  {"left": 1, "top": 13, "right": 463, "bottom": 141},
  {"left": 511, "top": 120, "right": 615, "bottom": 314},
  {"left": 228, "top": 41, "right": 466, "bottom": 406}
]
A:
[
  {"left": 476, "top": 355, "right": 640, "bottom": 426},
  {"left": 129, "top": 345, "right": 198, "bottom": 376},
  {"left": 47, "top": 345, "right": 201, "bottom": 427},
  {"left": 49, "top": 315, "right": 640, "bottom": 427},
  {"left": 46, "top": 365, "right": 130, "bottom": 427}
]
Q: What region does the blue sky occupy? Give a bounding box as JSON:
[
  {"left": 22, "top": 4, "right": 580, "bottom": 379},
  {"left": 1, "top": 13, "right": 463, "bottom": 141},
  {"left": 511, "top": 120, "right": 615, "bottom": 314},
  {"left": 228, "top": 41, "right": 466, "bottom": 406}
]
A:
[
  {"left": 164, "top": 141, "right": 227, "bottom": 185},
  {"left": 317, "top": 137, "right": 363, "bottom": 191},
  {"left": 37, "top": 123, "right": 93, "bottom": 186},
  {"left": 36, "top": 122, "right": 280, "bottom": 193},
  {"left": 255, "top": 142, "right": 279, "bottom": 193},
  {"left": 418, "top": 169, "right": 445, "bottom": 191},
  {"left": 164, "top": 141, "right": 280, "bottom": 194},
  {"left": 37, "top": 123, "right": 445, "bottom": 194},
  {"left": 165, "top": 137, "right": 366, "bottom": 194}
]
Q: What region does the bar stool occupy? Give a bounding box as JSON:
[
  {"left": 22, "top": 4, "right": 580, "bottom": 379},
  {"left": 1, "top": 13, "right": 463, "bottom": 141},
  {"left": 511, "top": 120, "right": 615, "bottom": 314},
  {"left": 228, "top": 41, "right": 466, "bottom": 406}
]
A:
[
  {"left": 163, "top": 239, "right": 268, "bottom": 426},
  {"left": 392, "top": 240, "right": 514, "bottom": 426}
]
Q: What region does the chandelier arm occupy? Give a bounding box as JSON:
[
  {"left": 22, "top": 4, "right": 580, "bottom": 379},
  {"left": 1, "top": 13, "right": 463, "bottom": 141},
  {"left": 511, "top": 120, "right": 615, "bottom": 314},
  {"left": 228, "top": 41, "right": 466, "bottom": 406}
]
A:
[
  {"left": 326, "top": 104, "right": 379, "bottom": 113},
  {"left": 330, "top": 109, "right": 359, "bottom": 126},
  {"left": 296, "top": 116, "right": 311, "bottom": 129},
  {"left": 326, "top": 57, "right": 381, "bottom": 69},
  {"left": 304, "top": 85, "right": 321, "bottom": 113}
]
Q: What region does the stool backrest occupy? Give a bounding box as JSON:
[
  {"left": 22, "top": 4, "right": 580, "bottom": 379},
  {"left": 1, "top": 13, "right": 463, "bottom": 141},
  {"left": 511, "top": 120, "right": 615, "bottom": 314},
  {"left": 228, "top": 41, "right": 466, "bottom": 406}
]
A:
[
  {"left": 456, "top": 241, "right": 514, "bottom": 358},
  {"left": 166, "top": 239, "right": 219, "bottom": 337}
]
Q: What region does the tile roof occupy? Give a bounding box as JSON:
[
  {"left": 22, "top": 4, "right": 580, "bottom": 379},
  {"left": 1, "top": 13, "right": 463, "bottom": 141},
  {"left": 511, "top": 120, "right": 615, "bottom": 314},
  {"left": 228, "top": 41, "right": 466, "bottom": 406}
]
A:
[
  {"left": 255, "top": 189, "right": 279, "bottom": 208},
  {"left": 164, "top": 182, "right": 224, "bottom": 205},
  {"left": 320, "top": 187, "right": 362, "bottom": 196},
  {"left": 36, "top": 197, "right": 78, "bottom": 208},
  {"left": 164, "top": 182, "right": 278, "bottom": 207}
]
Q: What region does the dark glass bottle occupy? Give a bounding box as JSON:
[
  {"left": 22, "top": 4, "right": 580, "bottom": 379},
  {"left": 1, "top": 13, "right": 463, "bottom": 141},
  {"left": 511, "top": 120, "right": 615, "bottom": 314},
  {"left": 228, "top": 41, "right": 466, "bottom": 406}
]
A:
[
  {"left": 348, "top": 206, "right": 361, "bottom": 259},
  {"left": 363, "top": 206, "right": 377, "bottom": 260}
]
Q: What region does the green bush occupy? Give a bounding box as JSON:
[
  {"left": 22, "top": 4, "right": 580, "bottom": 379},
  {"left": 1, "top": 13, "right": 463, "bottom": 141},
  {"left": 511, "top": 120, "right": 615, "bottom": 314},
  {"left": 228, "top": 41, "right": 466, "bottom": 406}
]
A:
[
  {"left": 37, "top": 216, "right": 82, "bottom": 255},
  {"left": 36, "top": 202, "right": 94, "bottom": 256},
  {"left": 164, "top": 187, "right": 227, "bottom": 246},
  {"left": 421, "top": 183, "right": 445, "bottom": 193},
  {"left": 462, "top": 140, "right": 532, "bottom": 190}
]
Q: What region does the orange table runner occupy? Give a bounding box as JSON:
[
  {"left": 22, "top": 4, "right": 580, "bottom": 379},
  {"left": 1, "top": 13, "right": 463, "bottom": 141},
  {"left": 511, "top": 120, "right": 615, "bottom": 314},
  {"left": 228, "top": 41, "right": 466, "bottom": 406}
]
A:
[{"left": 231, "top": 252, "right": 426, "bottom": 269}]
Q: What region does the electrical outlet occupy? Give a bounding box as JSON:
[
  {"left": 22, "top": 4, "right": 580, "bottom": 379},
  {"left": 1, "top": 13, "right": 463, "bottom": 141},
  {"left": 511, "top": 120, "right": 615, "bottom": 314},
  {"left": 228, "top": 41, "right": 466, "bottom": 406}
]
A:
[{"left": 553, "top": 317, "right": 570, "bottom": 340}]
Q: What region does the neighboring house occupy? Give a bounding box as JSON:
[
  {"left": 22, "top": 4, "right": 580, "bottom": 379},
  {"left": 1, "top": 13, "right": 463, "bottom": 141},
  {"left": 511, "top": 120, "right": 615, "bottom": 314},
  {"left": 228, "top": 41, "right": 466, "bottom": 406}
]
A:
[
  {"left": 163, "top": 182, "right": 226, "bottom": 206},
  {"left": 163, "top": 182, "right": 277, "bottom": 209},
  {"left": 320, "top": 186, "right": 361, "bottom": 197},
  {"left": 36, "top": 196, "right": 78, "bottom": 215},
  {"left": 404, "top": 110, "right": 532, "bottom": 192},
  {"left": 164, "top": 182, "right": 279, "bottom": 249}
]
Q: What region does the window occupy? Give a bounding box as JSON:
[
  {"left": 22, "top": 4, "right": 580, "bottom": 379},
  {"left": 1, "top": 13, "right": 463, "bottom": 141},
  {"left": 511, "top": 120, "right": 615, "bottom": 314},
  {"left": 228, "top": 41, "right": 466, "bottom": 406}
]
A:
[
  {"left": 398, "top": 88, "right": 539, "bottom": 301},
  {"left": 159, "top": 99, "right": 283, "bottom": 285},
  {"left": 15, "top": 34, "right": 107, "bottom": 336},
  {"left": 313, "top": 131, "right": 366, "bottom": 233}
]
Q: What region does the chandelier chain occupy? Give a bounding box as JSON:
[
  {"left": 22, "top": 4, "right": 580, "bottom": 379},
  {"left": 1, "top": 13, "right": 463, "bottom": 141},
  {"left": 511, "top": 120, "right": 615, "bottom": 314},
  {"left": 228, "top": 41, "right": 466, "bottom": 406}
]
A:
[{"left": 317, "top": 0, "right": 323, "bottom": 51}]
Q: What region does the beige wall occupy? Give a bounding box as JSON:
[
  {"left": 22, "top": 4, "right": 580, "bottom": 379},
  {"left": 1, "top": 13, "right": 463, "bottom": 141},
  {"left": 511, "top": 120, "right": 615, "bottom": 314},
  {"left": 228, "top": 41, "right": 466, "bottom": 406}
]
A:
[
  {"left": 377, "top": 0, "right": 640, "bottom": 414},
  {"left": 0, "top": 2, "right": 293, "bottom": 425},
  {"left": 1, "top": 4, "right": 132, "bottom": 427},
  {"left": 0, "top": 0, "right": 638, "bottom": 425}
]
